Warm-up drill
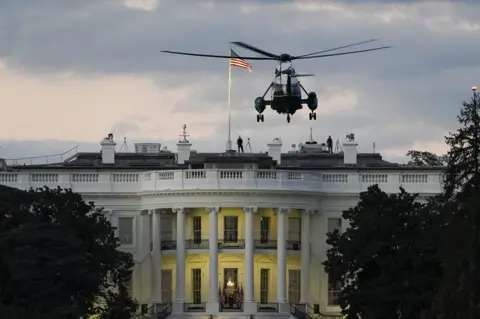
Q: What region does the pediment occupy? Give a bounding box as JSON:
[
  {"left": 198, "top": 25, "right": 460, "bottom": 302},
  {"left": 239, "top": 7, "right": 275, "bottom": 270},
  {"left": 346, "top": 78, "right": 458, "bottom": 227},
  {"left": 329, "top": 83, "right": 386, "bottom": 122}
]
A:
[
  {"left": 255, "top": 255, "right": 275, "bottom": 263},
  {"left": 187, "top": 255, "right": 208, "bottom": 263},
  {"left": 219, "top": 254, "right": 244, "bottom": 263}
]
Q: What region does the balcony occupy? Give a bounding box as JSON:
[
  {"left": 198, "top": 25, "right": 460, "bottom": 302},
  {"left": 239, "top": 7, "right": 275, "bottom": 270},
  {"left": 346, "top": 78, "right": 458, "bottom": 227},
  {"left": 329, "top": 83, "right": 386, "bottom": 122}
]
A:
[
  {"left": 184, "top": 302, "right": 206, "bottom": 312},
  {"left": 218, "top": 239, "right": 245, "bottom": 249},
  {"left": 185, "top": 239, "right": 209, "bottom": 249},
  {"left": 0, "top": 169, "right": 444, "bottom": 195},
  {"left": 160, "top": 239, "right": 301, "bottom": 252},
  {"left": 257, "top": 302, "right": 279, "bottom": 312}
]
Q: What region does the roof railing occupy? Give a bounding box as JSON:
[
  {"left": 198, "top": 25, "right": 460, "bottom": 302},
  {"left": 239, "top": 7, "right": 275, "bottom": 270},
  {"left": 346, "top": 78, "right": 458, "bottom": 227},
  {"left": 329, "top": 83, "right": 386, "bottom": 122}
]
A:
[{"left": 5, "top": 145, "right": 79, "bottom": 166}]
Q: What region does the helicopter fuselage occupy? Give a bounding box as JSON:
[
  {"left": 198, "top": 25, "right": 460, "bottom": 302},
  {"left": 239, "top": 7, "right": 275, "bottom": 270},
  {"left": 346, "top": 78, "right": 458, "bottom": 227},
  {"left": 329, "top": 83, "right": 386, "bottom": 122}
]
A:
[{"left": 254, "top": 71, "right": 318, "bottom": 123}]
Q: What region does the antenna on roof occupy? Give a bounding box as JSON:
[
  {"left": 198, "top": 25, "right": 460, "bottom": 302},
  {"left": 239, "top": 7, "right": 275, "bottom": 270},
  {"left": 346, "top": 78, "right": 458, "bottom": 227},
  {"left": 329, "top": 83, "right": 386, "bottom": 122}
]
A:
[
  {"left": 246, "top": 138, "right": 252, "bottom": 153},
  {"left": 334, "top": 139, "right": 342, "bottom": 153},
  {"left": 179, "top": 124, "right": 190, "bottom": 143},
  {"left": 119, "top": 137, "right": 130, "bottom": 153}
]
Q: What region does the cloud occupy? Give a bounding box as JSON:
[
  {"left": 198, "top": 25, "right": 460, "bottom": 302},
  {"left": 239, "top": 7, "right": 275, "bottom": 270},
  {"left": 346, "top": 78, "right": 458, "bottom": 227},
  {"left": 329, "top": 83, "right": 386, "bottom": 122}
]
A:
[{"left": 0, "top": 0, "right": 479, "bottom": 163}]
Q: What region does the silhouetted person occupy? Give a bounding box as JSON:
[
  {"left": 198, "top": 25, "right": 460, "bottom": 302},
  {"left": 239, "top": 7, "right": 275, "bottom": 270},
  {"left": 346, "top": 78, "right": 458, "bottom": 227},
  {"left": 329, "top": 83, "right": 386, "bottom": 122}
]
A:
[
  {"left": 327, "top": 135, "right": 333, "bottom": 153},
  {"left": 237, "top": 136, "right": 244, "bottom": 153}
]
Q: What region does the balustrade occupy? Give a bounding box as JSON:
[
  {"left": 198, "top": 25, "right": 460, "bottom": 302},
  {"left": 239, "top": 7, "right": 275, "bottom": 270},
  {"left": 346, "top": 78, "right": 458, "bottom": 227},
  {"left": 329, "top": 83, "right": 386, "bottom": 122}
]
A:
[{"left": 0, "top": 169, "right": 444, "bottom": 194}]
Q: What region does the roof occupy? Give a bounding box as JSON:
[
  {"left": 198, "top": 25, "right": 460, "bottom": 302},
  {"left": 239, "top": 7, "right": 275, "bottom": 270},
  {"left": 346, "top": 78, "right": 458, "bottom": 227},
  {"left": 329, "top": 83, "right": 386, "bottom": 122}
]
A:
[{"left": 4, "top": 149, "right": 444, "bottom": 171}]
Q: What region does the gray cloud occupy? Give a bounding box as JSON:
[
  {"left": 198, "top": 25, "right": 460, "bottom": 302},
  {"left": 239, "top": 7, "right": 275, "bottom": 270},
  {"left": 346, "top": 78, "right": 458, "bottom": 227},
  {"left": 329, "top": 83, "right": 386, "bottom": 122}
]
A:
[{"left": 1, "top": 0, "right": 479, "bottom": 161}]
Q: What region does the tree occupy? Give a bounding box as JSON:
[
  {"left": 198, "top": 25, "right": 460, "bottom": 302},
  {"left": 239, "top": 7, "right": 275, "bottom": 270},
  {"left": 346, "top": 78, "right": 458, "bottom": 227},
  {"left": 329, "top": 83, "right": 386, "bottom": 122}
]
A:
[
  {"left": 0, "top": 185, "right": 138, "bottom": 319},
  {"left": 324, "top": 185, "right": 442, "bottom": 319},
  {"left": 406, "top": 150, "right": 445, "bottom": 167},
  {"left": 429, "top": 91, "right": 480, "bottom": 319}
]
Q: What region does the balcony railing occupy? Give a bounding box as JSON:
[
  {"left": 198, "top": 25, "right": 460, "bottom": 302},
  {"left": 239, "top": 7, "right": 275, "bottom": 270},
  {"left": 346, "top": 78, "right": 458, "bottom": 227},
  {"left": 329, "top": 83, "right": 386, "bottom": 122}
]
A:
[
  {"left": 185, "top": 239, "right": 209, "bottom": 249},
  {"left": 255, "top": 239, "right": 278, "bottom": 249},
  {"left": 161, "top": 240, "right": 176, "bottom": 250},
  {"left": 287, "top": 240, "right": 301, "bottom": 251},
  {"left": 258, "top": 302, "right": 279, "bottom": 312},
  {"left": 160, "top": 239, "right": 302, "bottom": 251},
  {"left": 218, "top": 239, "right": 245, "bottom": 249},
  {"left": 183, "top": 302, "right": 206, "bottom": 312},
  {"left": 0, "top": 169, "right": 444, "bottom": 195}
]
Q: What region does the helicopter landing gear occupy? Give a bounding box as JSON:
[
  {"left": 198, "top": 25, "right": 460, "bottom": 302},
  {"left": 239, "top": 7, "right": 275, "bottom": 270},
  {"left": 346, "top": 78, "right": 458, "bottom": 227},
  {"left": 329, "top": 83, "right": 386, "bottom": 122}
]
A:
[
  {"left": 309, "top": 112, "right": 317, "bottom": 120},
  {"left": 256, "top": 114, "right": 264, "bottom": 122},
  {"left": 287, "top": 114, "right": 291, "bottom": 123}
]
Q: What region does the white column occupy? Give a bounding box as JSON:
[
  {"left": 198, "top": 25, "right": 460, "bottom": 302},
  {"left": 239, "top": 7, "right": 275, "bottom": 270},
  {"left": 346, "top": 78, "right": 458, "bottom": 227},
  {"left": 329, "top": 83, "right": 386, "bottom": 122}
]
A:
[
  {"left": 206, "top": 207, "right": 220, "bottom": 314},
  {"left": 277, "top": 207, "right": 290, "bottom": 312},
  {"left": 151, "top": 210, "right": 162, "bottom": 305},
  {"left": 243, "top": 206, "right": 257, "bottom": 313},
  {"left": 172, "top": 207, "right": 186, "bottom": 313},
  {"left": 300, "top": 210, "right": 312, "bottom": 304}
]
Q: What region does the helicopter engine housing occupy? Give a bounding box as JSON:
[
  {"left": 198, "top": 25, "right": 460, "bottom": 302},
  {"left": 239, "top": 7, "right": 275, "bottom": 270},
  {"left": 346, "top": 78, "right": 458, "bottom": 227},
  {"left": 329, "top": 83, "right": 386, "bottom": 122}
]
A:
[
  {"left": 307, "top": 92, "right": 318, "bottom": 111},
  {"left": 254, "top": 97, "right": 266, "bottom": 114}
]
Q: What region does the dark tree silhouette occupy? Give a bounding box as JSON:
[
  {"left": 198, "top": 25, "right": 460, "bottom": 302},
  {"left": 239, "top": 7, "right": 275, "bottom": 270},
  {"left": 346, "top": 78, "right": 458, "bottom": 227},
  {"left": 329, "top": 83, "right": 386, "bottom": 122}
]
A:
[{"left": 0, "top": 185, "right": 138, "bottom": 319}]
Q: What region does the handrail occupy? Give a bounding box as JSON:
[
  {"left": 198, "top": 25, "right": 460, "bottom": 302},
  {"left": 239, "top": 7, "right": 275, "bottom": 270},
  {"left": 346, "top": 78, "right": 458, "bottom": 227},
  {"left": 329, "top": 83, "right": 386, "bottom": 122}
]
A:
[{"left": 5, "top": 145, "right": 80, "bottom": 166}]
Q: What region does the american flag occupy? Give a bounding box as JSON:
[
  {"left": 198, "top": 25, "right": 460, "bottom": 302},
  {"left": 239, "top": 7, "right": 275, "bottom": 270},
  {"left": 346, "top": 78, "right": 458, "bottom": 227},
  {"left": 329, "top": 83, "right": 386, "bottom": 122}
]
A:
[
  {"left": 236, "top": 283, "right": 244, "bottom": 307},
  {"left": 230, "top": 49, "right": 252, "bottom": 72}
]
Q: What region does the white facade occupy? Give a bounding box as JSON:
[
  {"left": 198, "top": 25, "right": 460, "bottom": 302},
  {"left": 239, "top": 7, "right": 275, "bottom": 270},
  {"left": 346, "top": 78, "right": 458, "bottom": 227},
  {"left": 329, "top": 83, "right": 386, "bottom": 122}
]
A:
[{"left": 0, "top": 137, "right": 444, "bottom": 319}]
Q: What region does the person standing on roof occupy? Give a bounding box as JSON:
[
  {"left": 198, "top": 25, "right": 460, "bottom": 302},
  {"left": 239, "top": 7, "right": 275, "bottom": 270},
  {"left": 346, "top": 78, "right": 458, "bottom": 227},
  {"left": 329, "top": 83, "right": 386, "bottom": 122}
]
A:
[
  {"left": 237, "top": 136, "right": 244, "bottom": 153},
  {"left": 327, "top": 135, "right": 333, "bottom": 153}
]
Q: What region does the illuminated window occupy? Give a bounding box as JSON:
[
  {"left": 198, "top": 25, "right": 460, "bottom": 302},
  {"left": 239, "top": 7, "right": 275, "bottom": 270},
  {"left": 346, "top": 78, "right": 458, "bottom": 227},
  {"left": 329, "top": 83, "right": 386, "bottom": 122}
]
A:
[
  {"left": 224, "top": 216, "right": 238, "bottom": 242},
  {"left": 260, "top": 217, "right": 270, "bottom": 243},
  {"left": 192, "top": 216, "right": 202, "bottom": 244},
  {"left": 192, "top": 268, "right": 202, "bottom": 304},
  {"left": 288, "top": 269, "right": 300, "bottom": 304},
  {"left": 260, "top": 268, "right": 269, "bottom": 303}
]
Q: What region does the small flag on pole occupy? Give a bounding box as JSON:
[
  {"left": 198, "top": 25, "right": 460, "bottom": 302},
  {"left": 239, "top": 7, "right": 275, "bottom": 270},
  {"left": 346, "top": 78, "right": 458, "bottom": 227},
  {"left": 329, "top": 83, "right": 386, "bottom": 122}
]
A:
[{"left": 230, "top": 49, "right": 252, "bottom": 72}]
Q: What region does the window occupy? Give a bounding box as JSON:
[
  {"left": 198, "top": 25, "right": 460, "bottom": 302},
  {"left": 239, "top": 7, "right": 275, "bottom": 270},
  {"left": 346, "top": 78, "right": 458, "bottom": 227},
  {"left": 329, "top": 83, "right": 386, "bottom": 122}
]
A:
[
  {"left": 260, "top": 268, "right": 269, "bottom": 303},
  {"left": 288, "top": 217, "right": 301, "bottom": 241},
  {"left": 161, "top": 269, "right": 173, "bottom": 302},
  {"left": 160, "top": 216, "right": 173, "bottom": 241},
  {"left": 192, "top": 216, "right": 202, "bottom": 244},
  {"left": 224, "top": 216, "right": 238, "bottom": 242},
  {"left": 260, "top": 217, "right": 270, "bottom": 243},
  {"left": 118, "top": 217, "right": 133, "bottom": 245},
  {"left": 288, "top": 269, "right": 301, "bottom": 304},
  {"left": 328, "top": 275, "right": 341, "bottom": 306},
  {"left": 192, "top": 268, "right": 202, "bottom": 304},
  {"left": 224, "top": 268, "right": 238, "bottom": 291},
  {"left": 328, "top": 218, "right": 342, "bottom": 234}
]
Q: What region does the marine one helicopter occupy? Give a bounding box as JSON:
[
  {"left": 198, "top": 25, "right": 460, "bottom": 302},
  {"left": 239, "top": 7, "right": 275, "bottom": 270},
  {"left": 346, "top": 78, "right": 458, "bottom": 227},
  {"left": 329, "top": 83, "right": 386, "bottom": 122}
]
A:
[{"left": 161, "top": 40, "right": 390, "bottom": 123}]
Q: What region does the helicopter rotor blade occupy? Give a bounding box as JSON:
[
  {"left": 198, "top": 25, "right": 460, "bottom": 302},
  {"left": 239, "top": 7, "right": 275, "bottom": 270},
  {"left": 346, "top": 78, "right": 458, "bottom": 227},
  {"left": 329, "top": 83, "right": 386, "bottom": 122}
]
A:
[
  {"left": 230, "top": 41, "right": 279, "bottom": 58},
  {"left": 293, "top": 46, "right": 391, "bottom": 60},
  {"left": 160, "top": 50, "right": 274, "bottom": 60},
  {"left": 295, "top": 74, "right": 315, "bottom": 77},
  {"left": 296, "top": 39, "right": 379, "bottom": 58}
]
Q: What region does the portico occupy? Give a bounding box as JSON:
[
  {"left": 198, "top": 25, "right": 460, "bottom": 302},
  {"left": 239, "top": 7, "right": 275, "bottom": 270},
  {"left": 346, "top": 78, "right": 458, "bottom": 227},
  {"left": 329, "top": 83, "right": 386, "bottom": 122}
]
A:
[{"left": 135, "top": 206, "right": 316, "bottom": 314}]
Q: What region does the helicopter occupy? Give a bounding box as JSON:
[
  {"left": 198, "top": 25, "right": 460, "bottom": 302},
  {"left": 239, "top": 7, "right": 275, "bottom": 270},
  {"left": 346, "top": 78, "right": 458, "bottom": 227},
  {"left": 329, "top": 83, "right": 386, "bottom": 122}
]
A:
[{"left": 161, "top": 40, "right": 390, "bottom": 123}]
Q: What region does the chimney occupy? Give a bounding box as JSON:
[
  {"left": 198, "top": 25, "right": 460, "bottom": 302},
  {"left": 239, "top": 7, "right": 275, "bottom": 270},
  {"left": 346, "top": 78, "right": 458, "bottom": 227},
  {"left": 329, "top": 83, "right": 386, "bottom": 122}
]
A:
[
  {"left": 342, "top": 133, "right": 358, "bottom": 165},
  {"left": 267, "top": 137, "right": 283, "bottom": 164},
  {"left": 177, "top": 124, "right": 192, "bottom": 164},
  {"left": 101, "top": 133, "right": 116, "bottom": 164}
]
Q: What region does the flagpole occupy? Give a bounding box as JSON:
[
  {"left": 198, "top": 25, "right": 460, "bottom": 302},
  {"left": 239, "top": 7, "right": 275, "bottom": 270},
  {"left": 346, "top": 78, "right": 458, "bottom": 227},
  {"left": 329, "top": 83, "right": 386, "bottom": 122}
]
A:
[{"left": 226, "top": 43, "right": 233, "bottom": 152}]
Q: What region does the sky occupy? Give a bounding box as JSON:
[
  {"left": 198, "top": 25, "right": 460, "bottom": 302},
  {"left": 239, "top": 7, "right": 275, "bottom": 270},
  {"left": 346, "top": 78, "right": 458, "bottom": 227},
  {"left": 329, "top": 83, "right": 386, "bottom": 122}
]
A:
[{"left": 0, "top": 0, "right": 479, "bottom": 164}]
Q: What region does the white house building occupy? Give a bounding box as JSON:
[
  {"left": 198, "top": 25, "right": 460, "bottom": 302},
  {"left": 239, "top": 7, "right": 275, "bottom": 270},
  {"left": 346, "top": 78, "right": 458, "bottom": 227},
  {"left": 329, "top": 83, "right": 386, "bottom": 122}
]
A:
[{"left": 0, "top": 130, "right": 444, "bottom": 319}]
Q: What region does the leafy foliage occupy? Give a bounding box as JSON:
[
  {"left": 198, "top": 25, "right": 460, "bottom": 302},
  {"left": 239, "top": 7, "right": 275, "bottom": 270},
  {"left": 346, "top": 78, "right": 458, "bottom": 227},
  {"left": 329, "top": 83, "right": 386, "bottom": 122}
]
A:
[
  {"left": 324, "top": 185, "right": 442, "bottom": 319},
  {"left": 406, "top": 150, "right": 445, "bottom": 167},
  {"left": 428, "top": 92, "right": 480, "bottom": 318},
  {"left": 0, "top": 185, "right": 138, "bottom": 318}
]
